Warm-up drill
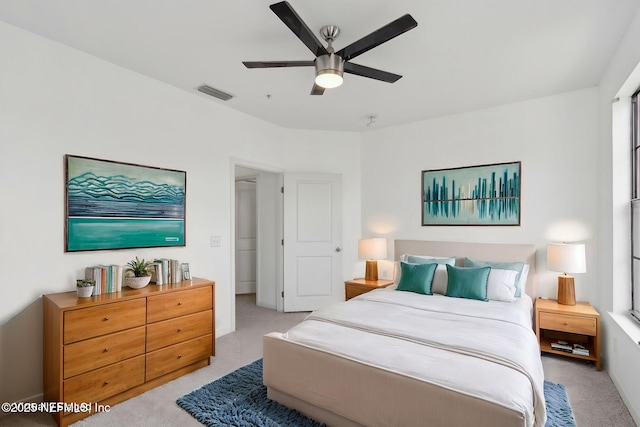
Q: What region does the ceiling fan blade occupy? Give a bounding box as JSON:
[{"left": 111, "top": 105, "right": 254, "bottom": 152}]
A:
[
  {"left": 336, "top": 14, "right": 418, "bottom": 61},
  {"left": 310, "top": 83, "right": 325, "bottom": 95},
  {"left": 344, "top": 62, "right": 402, "bottom": 83},
  {"left": 243, "top": 60, "right": 315, "bottom": 68},
  {"left": 270, "top": 1, "right": 328, "bottom": 57}
]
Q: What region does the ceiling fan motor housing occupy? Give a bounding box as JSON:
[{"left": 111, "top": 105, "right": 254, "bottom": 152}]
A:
[{"left": 315, "top": 53, "right": 344, "bottom": 88}]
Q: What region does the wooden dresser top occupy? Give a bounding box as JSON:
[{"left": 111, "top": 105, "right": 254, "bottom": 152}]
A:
[{"left": 43, "top": 277, "right": 214, "bottom": 310}]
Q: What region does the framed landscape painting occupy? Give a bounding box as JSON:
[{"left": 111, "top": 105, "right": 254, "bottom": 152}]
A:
[
  {"left": 421, "top": 161, "right": 521, "bottom": 226},
  {"left": 65, "top": 155, "right": 186, "bottom": 251}
]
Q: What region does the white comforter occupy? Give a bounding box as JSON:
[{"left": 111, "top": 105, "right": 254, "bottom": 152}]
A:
[{"left": 283, "top": 289, "right": 546, "bottom": 427}]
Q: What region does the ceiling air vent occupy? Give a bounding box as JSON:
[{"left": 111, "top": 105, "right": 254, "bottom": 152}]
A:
[{"left": 197, "top": 85, "right": 233, "bottom": 101}]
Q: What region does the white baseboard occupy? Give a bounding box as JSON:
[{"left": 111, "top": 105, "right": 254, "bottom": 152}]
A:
[{"left": 609, "top": 369, "right": 640, "bottom": 426}]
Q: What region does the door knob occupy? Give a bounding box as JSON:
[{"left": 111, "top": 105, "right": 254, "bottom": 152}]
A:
[{"left": 335, "top": 247, "right": 342, "bottom": 252}]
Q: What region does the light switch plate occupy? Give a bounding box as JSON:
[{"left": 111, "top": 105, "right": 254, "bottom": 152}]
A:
[{"left": 210, "top": 236, "right": 221, "bottom": 247}]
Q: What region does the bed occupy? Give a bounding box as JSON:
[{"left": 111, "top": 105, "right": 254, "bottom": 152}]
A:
[{"left": 263, "top": 240, "right": 545, "bottom": 427}]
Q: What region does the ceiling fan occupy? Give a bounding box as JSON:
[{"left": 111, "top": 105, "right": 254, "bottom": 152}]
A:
[{"left": 242, "top": 1, "right": 418, "bottom": 95}]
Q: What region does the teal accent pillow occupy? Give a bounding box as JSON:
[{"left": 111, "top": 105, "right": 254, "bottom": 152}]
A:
[
  {"left": 396, "top": 262, "right": 438, "bottom": 295},
  {"left": 407, "top": 256, "right": 456, "bottom": 265},
  {"left": 464, "top": 258, "right": 525, "bottom": 297},
  {"left": 445, "top": 264, "right": 491, "bottom": 301}
]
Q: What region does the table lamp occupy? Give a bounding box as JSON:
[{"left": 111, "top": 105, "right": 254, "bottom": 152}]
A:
[
  {"left": 358, "top": 238, "right": 387, "bottom": 281},
  {"left": 547, "top": 243, "right": 586, "bottom": 306}
]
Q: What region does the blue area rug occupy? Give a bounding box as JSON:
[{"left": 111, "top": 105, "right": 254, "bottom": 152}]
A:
[
  {"left": 544, "top": 381, "right": 577, "bottom": 427},
  {"left": 177, "top": 359, "right": 575, "bottom": 427},
  {"left": 177, "top": 359, "right": 324, "bottom": 427}
]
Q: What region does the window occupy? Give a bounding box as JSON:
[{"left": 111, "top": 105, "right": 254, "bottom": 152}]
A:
[{"left": 631, "top": 88, "right": 640, "bottom": 323}]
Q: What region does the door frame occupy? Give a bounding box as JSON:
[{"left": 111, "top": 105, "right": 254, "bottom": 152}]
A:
[{"left": 230, "top": 158, "right": 284, "bottom": 332}]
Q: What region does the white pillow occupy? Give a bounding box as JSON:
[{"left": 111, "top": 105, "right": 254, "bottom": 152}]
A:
[
  {"left": 399, "top": 254, "right": 456, "bottom": 264},
  {"left": 517, "top": 264, "right": 530, "bottom": 297},
  {"left": 487, "top": 268, "right": 519, "bottom": 302},
  {"left": 393, "top": 261, "right": 401, "bottom": 284},
  {"left": 431, "top": 264, "right": 449, "bottom": 294}
]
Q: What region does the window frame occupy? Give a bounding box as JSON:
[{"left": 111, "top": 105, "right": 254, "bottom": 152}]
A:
[{"left": 631, "top": 88, "right": 640, "bottom": 323}]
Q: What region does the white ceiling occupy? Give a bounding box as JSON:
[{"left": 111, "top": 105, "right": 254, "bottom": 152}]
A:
[{"left": 1, "top": 0, "right": 639, "bottom": 132}]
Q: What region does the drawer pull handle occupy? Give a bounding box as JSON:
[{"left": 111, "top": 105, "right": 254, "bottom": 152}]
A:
[
  {"left": 104, "top": 381, "right": 109, "bottom": 385},
  {"left": 177, "top": 328, "right": 183, "bottom": 332},
  {"left": 177, "top": 354, "right": 182, "bottom": 359},
  {"left": 178, "top": 301, "right": 183, "bottom": 306},
  {"left": 104, "top": 316, "right": 109, "bottom": 321},
  {"left": 104, "top": 348, "right": 109, "bottom": 352},
  {"left": 564, "top": 322, "right": 569, "bottom": 326}
]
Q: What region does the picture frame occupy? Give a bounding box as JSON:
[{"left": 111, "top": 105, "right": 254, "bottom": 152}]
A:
[
  {"left": 65, "top": 155, "right": 186, "bottom": 251},
  {"left": 421, "top": 161, "right": 521, "bottom": 226},
  {"left": 181, "top": 263, "right": 191, "bottom": 281}
]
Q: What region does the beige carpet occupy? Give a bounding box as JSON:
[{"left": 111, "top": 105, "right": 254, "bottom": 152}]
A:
[{"left": 3, "top": 294, "right": 636, "bottom": 426}]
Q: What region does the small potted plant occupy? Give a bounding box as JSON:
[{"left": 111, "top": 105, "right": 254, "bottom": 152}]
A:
[
  {"left": 76, "top": 279, "right": 96, "bottom": 298},
  {"left": 124, "top": 257, "right": 153, "bottom": 289}
]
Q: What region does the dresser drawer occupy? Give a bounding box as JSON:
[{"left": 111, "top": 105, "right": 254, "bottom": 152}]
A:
[
  {"left": 539, "top": 312, "right": 597, "bottom": 336},
  {"left": 63, "top": 299, "right": 146, "bottom": 344},
  {"left": 64, "top": 355, "right": 145, "bottom": 404},
  {"left": 146, "top": 335, "right": 212, "bottom": 381},
  {"left": 64, "top": 327, "right": 145, "bottom": 379},
  {"left": 146, "top": 310, "right": 212, "bottom": 352},
  {"left": 147, "top": 286, "right": 212, "bottom": 323}
]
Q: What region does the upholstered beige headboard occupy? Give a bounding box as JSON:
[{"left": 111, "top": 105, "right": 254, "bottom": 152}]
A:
[{"left": 394, "top": 240, "right": 537, "bottom": 299}]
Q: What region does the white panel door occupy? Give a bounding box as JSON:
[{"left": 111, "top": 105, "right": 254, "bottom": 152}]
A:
[
  {"left": 283, "top": 173, "right": 342, "bottom": 312},
  {"left": 235, "top": 181, "right": 257, "bottom": 294}
]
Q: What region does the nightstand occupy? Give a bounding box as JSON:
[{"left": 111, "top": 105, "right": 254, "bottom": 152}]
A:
[
  {"left": 535, "top": 298, "right": 601, "bottom": 370},
  {"left": 345, "top": 278, "right": 394, "bottom": 300}
]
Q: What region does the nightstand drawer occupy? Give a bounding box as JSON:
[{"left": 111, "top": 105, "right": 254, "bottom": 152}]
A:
[{"left": 539, "top": 312, "right": 597, "bottom": 336}]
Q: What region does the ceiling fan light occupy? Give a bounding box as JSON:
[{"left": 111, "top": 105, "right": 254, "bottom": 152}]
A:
[
  {"left": 315, "top": 70, "right": 343, "bottom": 89},
  {"left": 315, "top": 54, "right": 344, "bottom": 89}
]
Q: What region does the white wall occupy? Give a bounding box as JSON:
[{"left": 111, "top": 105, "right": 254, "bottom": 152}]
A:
[
  {"left": 596, "top": 4, "right": 640, "bottom": 424},
  {"left": 0, "top": 22, "right": 361, "bottom": 404},
  {"left": 361, "top": 88, "right": 600, "bottom": 301}
]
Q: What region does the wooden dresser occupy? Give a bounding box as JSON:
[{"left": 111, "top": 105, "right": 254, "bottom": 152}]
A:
[{"left": 43, "top": 277, "right": 215, "bottom": 426}]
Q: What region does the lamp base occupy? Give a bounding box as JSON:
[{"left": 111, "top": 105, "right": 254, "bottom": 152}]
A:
[
  {"left": 557, "top": 274, "right": 576, "bottom": 306},
  {"left": 364, "top": 260, "right": 378, "bottom": 282}
]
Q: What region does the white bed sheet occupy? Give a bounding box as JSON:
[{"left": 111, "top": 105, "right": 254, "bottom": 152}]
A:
[{"left": 282, "top": 289, "right": 545, "bottom": 427}]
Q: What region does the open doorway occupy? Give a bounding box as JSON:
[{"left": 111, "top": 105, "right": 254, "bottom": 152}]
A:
[
  {"left": 231, "top": 161, "right": 343, "bottom": 331},
  {"left": 233, "top": 164, "right": 283, "bottom": 325},
  {"left": 235, "top": 175, "right": 257, "bottom": 296}
]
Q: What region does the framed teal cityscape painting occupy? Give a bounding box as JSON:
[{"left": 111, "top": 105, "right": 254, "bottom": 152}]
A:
[
  {"left": 65, "top": 155, "right": 186, "bottom": 251},
  {"left": 421, "top": 161, "right": 520, "bottom": 226}
]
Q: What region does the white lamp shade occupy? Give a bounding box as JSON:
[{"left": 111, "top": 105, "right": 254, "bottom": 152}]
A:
[
  {"left": 358, "top": 238, "right": 387, "bottom": 260},
  {"left": 547, "top": 243, "right": 586, "bottom": 274}
]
